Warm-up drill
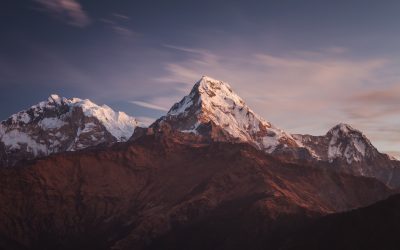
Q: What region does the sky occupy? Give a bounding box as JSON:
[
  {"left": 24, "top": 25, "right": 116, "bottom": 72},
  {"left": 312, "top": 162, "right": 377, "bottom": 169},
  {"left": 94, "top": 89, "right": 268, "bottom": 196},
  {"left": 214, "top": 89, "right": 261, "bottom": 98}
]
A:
[{"left": 1, "top": 0, "right": 399, "bottom": 157}]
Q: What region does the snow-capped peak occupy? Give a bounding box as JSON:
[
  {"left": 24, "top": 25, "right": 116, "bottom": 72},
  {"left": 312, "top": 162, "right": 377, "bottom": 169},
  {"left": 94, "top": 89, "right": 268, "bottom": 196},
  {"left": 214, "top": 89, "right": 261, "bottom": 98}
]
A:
[
  {"left": 327, "top": 123, "right": 376, "bottom": 164},
  {"left": 10, "top": 95, "right": 138, "bottom": 141},
  {"left": 168, "top": 75, "right": 248, "bottom": 118},
  {"left": 159, "top": 76, "right": 300, "bottom": 153},
  {"left": 0, "top": 95, "right": 138, "bottom": 166},
  {"left": 328, "top": 123, "right": 356, "bottom": 134},
  {"left": 66, "top": 97, "right": 138, "bottom": 141}
]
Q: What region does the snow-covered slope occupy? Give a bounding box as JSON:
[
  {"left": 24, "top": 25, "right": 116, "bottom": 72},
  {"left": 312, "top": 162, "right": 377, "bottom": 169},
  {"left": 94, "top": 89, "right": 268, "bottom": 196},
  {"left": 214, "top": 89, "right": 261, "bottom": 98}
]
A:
[
  {"left": 293, "top": 123, "right": 400, "bottom": 186},
  {"left": 65, "top": 96, "right": 137, "bottom": 141},
  {"left": 293, "top": 123, "right": 380, "bottom": 164},
  {"left": 0, "top": 94, "right": 138, "bottom": 166},
  {"left": 153, "top": 76, "right": 300, "bottom": 153},
  {"left": 326, "top": 123, "right": 377, "bottom": 164}
]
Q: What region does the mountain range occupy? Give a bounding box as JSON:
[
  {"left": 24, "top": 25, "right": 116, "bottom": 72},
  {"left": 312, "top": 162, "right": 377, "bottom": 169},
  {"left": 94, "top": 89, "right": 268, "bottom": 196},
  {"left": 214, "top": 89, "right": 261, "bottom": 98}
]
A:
[
  {"left": 151, "top": 76, "right": 400, "bottom": 187},
  {"left": 0, "top": 76, "right": 399, "bottom": 249},
  {"left": 0, "top": 94, "right": 137, "bottom": 166}
]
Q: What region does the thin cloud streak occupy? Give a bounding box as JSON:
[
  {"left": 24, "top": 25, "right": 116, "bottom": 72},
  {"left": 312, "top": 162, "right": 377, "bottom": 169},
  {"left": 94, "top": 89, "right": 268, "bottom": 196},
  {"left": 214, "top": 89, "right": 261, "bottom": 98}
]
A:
[
  {"left": 99, "top": 13, "right": 136, "bottom": 37},
  {"left": 111, "top": 26, "right": 135, "bottom": 37},
  {"left": 343, "top": 85, "right": 400, "bottom": 121},
  {"left": 130, "top": 101, "right": 169, "bottom": 111},
  {"left": 33, "top": 0, "right": 91, "bottom": 27},
  {"left": 113, "top": 13, "right": 130, "bottom": 20}
]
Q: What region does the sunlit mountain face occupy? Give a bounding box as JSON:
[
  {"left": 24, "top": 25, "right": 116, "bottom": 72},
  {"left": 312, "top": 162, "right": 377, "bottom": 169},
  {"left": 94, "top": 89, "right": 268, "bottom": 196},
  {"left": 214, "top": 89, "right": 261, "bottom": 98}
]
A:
[{"left": 1, "top": 1, "right": 400, "bottom": 249}]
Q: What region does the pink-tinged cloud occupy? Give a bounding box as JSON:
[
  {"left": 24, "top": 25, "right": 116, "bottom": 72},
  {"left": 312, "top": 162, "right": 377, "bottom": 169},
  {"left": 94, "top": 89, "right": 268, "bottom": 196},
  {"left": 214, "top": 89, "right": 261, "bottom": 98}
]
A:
[
  {"left": 34, "top": 0, "right": 91, "bottom": 27},
  {"left": 352, "top": 86, "right": 400, "bottom": 105},
  {"left": 343, "top": 85, "right": 400, "bottom": 120}
]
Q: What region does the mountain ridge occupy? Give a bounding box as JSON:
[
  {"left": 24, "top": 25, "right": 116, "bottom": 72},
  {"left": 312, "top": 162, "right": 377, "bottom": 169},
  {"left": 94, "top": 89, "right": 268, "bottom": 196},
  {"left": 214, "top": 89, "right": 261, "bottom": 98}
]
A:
[
  {"left": 146, "top": 76, "right": 400, "bottom": 187},
  {"left": 0, "top": 94, "right": 138, "bottom": 166},
  {"left": 1, "top": 77, "right": 399, "bottom": 188},
  {"left": 0, "top": 126, "right": 394, "bottom": 250},
  {"left": 0, "top": 76, "right": 399, "bottom": 249}
]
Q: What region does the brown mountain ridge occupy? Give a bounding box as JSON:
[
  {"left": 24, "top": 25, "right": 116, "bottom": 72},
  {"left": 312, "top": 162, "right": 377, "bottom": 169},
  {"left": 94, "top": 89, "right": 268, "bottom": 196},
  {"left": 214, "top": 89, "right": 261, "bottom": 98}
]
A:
[{"left": 0, "top": 125, "right": 394, "bottom": 250}]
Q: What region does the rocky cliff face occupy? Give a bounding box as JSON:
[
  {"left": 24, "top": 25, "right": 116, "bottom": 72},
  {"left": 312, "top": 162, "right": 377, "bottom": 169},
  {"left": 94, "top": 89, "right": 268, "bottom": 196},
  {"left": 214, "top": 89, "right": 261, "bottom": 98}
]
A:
[{"left": 0, "top": 94, "right": 138, "bottom": 167}]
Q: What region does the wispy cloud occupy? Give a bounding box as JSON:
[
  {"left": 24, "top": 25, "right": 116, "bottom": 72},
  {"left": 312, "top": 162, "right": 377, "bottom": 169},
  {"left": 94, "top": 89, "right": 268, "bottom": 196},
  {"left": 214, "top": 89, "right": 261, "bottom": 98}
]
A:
[
  {"left": 99, "top": 18, "right": 115, "bottom": 25},
  {"left": 99, "top": 13, "right": 135, "bottom": 37},
  {"left": 155, "top": 44, "right": 219, "bottom": 85},
  {"left": 163, "top": 44, "right": 214, "bottom": 56},
  {"left": 33, "top": 0, "right": 91, "bottom": 27},
  {"left": 130, "top": 101, "right": 169, "bottom": 111},
  {"left": 113, "top": 13, "right": 130, "bottom": 20},
  {"left": 344, "top": 85, "right": 400, "bottom": 118},
  {"left": 111, "top": 26, "right": 135, "bottom": 37}
]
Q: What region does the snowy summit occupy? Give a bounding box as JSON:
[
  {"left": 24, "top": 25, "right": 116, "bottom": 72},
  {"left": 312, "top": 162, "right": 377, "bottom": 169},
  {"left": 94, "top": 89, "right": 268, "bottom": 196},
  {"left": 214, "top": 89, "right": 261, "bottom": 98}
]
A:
[
  {"left": 156, "top": 76, "right": 300, "bottom": 153},
  {"left": 0, "top": 94, "right": 138, "bottom": 166},
  {"left": 327, "top": 123, "right": 376, "bottom": 164}
]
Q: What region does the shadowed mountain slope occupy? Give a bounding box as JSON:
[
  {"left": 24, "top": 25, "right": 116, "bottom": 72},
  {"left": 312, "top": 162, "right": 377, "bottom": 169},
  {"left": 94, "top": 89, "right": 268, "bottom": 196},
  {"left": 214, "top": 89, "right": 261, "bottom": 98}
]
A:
[{"left": 0, "top": 126, "right": 393, "bottom": 250}]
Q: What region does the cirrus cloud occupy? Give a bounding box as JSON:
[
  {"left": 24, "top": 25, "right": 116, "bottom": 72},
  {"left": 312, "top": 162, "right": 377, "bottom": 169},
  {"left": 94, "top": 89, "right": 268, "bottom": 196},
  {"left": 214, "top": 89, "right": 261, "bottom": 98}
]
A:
[
  {"left": 130, "top": 100, "right": 169, "bottom": 112},
  {"left": 33, "top": 0, "right": 91, "bottom": 27}
]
